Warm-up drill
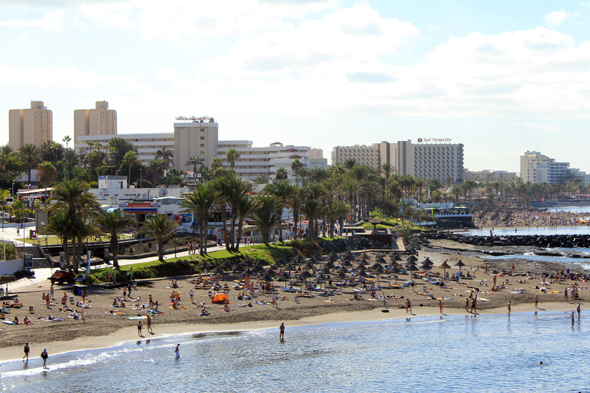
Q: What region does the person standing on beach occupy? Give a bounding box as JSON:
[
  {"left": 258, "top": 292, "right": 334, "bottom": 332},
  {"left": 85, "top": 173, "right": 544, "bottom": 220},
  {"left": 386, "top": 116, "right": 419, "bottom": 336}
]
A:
[
  {"left": 438, "top": 300, "right": 444, "bottom": 315},
  {"left": 577, "top": 304, "right": 581, "bottom": 319},
  {"left": 471, "top": 298, "right": 477, "bottom": 314},
  {"left": 406, "top": 299, "right": 412, "bottom": 314},
  {"left": 147, "top": 315, "right": 153, "bottom": 334},
  {"left": 40, "top": 349, "right": 48, "bottom": 369},
  {"left": 534, "top": 294, "right": 538, "bottom": 309},
  {"left": 175, "top": 344, "right": 180, "bottom": 358},
  {"left": 564, "top": 288, "right": 568, "bottom": 302},
  {"left": 279, "top": 323, "right": 285, "bottom": 340},
  {"left": 507, "top": 301, "right": 511, "bottom": 315},
  {"left": 189, "top": 289, "right": 194, "bottom": 303},
  {"left": 50, "top": 285, "right": 54, "bottom": 300},
  {"left": 23, "top": 343, "right": 30, "bottom": 361},
  {"left": 137, "top": 321, "right": 143, "bottom": 337},
  {"left": 571, "top": 312, "right": 575, "bottom": 325}
]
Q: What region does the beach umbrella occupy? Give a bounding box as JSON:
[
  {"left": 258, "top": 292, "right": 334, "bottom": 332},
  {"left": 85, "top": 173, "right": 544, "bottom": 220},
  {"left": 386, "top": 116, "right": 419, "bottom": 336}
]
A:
[
  {"left": 321, "top": 266, "right": 331, "bottom": 274},
  {"left": 373, "top": 265, "right": 384, "bottom": 274},
  {"left": 407, "top": 255, "right": 418, "bottom": 263},
  {"left": 254, "top": 263, "right": 265, "bottom": 272},
  {"left": 327, "top": 253, "right": 338, "bottom": 262},
  {"left": 343, "top": 260, "right": 353, "bottom": 268},
  {"left": 439, "top": 260, "right": 451, "bottom": 277},
  {"left": 375, "top": 257, "right": 387, "bottom": 264},
  {"left": 200, "top": 260, "right": 209, "bottom": 270},
  {"left": 371, "top": 262, "right": 383, "bottom": 271},
  {"left": 222, "top": 259, "right": 233, "bottom": 269},
  {"left": 262, "top": 272, "right": 274, "bottom": 282},
  {"left": 233, "top": 264, "right": 245, "bottom": 273},
  {"left": 325, "top": 261, "right": 336, "bottom": 269},
  {"left": 299, "top": 271, "right": 312, "bottom": 279},
  {"left": 337, "top": 270, "right": 348, "bottom": 279},
  {"left": 245, "top": 268, "right": 253, "bottom": 276},
  {"left": 304, "top": 261, "right": 315, "bottom": 270},
  {"left": 338, "top": 266, "right": 349, "bottom": 274},
  {"left": 259, "top": 259, "right": 271, "bottom": 266},
  {"left": 358, "top": 270, "right": 371, "bottom": 278},
  {"left": 275, "top": 258, "right": 286, "bottom": 267},
  {"left": 265, "top": 268, "right": 277, "bottom": 277},
  {"left": 454, "top": 259, "right": 466, "bottom": 276}
]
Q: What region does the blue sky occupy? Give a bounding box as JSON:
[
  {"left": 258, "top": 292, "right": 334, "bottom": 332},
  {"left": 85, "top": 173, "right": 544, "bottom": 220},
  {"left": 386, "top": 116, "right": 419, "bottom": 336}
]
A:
[{"left": 1, "top": 0, "right": 589, "bottom": 173}]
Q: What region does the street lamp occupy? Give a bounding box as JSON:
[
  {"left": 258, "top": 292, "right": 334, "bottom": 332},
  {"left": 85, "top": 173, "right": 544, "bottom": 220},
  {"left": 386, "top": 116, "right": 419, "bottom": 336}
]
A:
[
  {"left": 11, "top": 183, "right": 14, "bottom": 198},
  {"left": 140, "top": 168, "right": 142, "bottom": 188}
]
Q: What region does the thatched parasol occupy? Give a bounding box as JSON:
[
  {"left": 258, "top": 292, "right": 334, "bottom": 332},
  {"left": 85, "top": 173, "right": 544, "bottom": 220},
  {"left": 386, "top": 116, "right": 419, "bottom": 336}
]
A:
[{"left": 439, "top": 260, "right": 451, "bottom": 277}]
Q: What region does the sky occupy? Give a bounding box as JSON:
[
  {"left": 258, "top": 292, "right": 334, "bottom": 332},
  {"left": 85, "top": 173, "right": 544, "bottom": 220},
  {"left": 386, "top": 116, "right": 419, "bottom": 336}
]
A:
[{"left": 1, "top": 0, "right": 589, "bottom": 173}]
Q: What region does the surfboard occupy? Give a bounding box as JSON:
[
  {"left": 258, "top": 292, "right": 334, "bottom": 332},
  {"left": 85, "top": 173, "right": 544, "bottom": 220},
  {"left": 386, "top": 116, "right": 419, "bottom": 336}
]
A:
[{"left": 2, "top": 320, "right": 15, "bottom": 325}]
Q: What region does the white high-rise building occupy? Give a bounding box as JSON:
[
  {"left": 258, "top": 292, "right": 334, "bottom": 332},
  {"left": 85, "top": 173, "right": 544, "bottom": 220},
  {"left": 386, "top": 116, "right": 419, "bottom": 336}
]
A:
[
  {"left": 520, "top": 151, "right": 570, "bottom": 184},
  {"left": 75, "top": 117, "right": 316, "bottom": 182}
]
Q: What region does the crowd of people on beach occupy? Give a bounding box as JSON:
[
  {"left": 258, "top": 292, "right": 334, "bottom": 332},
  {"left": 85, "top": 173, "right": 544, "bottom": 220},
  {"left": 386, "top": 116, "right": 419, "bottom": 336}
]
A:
[{"left": 474, "top": 209, "right": 590, "bottom": 228}]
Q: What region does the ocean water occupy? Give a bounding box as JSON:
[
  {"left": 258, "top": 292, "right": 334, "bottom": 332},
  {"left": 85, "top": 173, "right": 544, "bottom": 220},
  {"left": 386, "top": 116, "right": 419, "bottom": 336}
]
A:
[
  {"left": 485, "top": 253, "right": 590, "bottom": 269},
  {"left": 1, "top": 312, "right": 590, "bottom": 392},
  {"left": 547, "top": 206, "right": 590, "bottom": 213}
]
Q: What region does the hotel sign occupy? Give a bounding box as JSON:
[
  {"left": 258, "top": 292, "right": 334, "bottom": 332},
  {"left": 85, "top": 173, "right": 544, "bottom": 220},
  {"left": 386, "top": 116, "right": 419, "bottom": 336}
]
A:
[{"left": 417, "top": 138, "right": 452, "bottom": 143}]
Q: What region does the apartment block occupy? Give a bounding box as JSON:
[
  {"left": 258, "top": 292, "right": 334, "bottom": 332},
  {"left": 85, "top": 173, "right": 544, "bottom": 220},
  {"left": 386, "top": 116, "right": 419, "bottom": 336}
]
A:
[
  {"left": 520, "top": 151, "right": 573, "bottom": 184},
  {"left": 74, "top": 101, "right": 117, "bottom": 143},
  {"left": 8, "top": 101, "right": 53, "bottom": 150}
]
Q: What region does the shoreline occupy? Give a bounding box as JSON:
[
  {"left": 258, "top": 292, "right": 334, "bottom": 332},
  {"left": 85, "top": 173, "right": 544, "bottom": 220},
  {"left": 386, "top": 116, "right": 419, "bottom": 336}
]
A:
[{"left": 0, "top": 301, "right": 579, "bottom": 363}]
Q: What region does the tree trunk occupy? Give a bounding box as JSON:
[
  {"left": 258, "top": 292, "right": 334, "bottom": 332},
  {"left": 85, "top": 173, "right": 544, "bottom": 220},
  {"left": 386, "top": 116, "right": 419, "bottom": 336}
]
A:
[
  {"left": 111, "top": 235, "right": 119, "bottom": 268},
  {"left": 229, "top": 204, "right": 237, "bottom": 251},
  {"left": 62, "top": 237, "right": 70, "bottom": 272},
  {"left": 220, "top": 206, "right": 230, "bottom": 251},
  {"left": 293, "top": 208, "right": 299, "bottom": 239},
  {"left": 158, "top": 241, "right": 164, "bottom": 262}
]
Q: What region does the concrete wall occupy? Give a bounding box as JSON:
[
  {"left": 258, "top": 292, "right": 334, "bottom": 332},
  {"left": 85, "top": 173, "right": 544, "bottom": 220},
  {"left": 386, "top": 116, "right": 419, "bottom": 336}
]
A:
[{"left": 0, "top": 258, "right": 24, "bottom": 275}]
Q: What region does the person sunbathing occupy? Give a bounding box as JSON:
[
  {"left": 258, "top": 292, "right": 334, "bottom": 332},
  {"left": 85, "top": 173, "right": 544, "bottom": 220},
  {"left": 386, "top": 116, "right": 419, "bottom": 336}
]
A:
[
  {"left": 13, "top": 316, "right": 19, "bottom": 324},
  {"left": 0, "top": 312, "right": 5, "bottom": 319},
  {"left": 23, "top": 316, "right": 31, "bottom": 325},
  {"left": 112, "top": 299, "right": 118, "bottom": 307}
]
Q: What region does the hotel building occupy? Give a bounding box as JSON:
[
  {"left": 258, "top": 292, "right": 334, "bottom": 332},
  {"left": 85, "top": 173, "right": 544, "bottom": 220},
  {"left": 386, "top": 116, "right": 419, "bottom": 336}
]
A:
[
  {"left": 332, "top": 140, "right": 464, "bottom": 182},
  {"left": 74, "top": 101, "right": 117, "bottom": 143},
  {"left": 520, "top": 151, "right": 589, "bottom": 185},
  {"left": 8, "top": 101, "right": 53, "bottom": 150},
  {"left": 75, "top": 117, "right": 313, "bottom": 182}
]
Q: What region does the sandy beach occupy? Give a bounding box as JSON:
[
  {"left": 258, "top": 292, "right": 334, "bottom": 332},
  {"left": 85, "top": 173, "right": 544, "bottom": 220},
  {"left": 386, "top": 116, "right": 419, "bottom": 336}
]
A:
[{"left": 1, "top": 243, "right": 587, "bottom": 363}]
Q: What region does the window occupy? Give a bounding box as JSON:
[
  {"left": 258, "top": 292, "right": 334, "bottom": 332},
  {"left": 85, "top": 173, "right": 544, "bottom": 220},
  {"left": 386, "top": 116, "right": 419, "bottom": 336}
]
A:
[
  {"left": 200, "top": 136, "right": 205, "bottom": 140},
  {"left": 201, "top": 144, "right": 205, "bottom": 147}
]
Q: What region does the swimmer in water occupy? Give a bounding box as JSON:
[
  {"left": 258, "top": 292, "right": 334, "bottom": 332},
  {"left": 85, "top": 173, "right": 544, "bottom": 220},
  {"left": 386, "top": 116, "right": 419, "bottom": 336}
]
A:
[
  {"left": 175, "top": 344, "right": 180, "bottom": 358},
  {"left": 539, "top": 361, "right": 543, "bottom": 366}
]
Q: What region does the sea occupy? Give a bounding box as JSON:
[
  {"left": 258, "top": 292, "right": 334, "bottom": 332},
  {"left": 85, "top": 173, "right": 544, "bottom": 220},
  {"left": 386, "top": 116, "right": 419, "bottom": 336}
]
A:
[{"left": 1, "top": 312, "right": 589, "bottom": 392}]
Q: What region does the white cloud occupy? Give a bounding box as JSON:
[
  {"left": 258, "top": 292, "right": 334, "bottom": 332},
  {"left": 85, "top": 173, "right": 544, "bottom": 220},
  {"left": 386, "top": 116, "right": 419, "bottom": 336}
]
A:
[
  {"left": 546, "top": 10, "right": 577, "bottom": 27},
  {"left": 0, "top": 11, "right": 64, "bottom": 29},
  {"left": 0, "top": 65, "right": 126, "bottom": 88}
]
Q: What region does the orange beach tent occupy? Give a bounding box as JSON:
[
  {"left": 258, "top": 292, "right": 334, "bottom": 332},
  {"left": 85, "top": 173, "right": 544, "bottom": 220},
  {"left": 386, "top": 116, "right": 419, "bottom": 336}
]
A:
[{"left": 211, "top": 293, "right": 230, "bottom": 304}]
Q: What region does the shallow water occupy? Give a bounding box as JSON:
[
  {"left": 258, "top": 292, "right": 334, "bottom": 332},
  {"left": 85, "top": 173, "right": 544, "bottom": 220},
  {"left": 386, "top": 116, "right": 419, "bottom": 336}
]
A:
[
  {"left": 547, "top": 206, "right": 590, "bottom": 213},
  {"left": 2, "top": 312, "right": 590, "bottom": 392}
]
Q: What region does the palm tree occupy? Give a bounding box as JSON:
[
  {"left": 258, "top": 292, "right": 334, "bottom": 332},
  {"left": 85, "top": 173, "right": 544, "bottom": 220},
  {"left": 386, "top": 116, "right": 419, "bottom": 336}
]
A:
[
  {"left": 154, "top": 146, "right": 174, "bottom": 167},
  {"left": 94, "top": 210, "right": 134, "bottom": 268},
  {"left": 63, "top": 150, "right": 78, "bottom": 181},
  {"left": 226, "top": 148, "right": 240, "bottom": 169},
  {"left": 140, "top": 215, "right": 178, "bottom": 262},
  {"left": 344, "top": 158, "right": 357, "bottom": 171},
  {"left": 148, "top": 160, "right": 166, "bottom": 186},
  {"left": 42, "top": 210, "right": 72, "bottom": 270},
  {"left": 186, "top": 156, "right": 205, "bottom": 174},
  {"left": 250, "top": 195, "right": 283, "bottom": 245},
  {"left": 325, "top": 200, "right": 350, "bottom": 237},
  {"left": 181, "top": 184, "right": 219, "bottom": 255},
  {"left": 0, "top": 189, "right": 11, "bottom": 232},
  {"left": 38, "top": 161, "right": 56, "bottom": 188},
  {"left": 18, "top": 144, "right": 41, "bottom": 184},
  {"left": 286, "top": 187, "right": 302, "bottom": 238},
  {"left": 10, "top": 200, "right": 30, "bottom": 236},
  {"left": 297, "top": 168, "right": 311, "bottom": 185},
  {"left": 264, "top": 180, "right": 292, "bottom": 242},
  {"left": 300, "top": 183, "right": 326, "bottom": 238},
  {"left": 48, "top": 179, "right": 100, "bottom": 223},
  {"left": 235, "top": 195, "right": 256, "bottom": 251},
  {"left": 291, "top": 158, "right": 303, "bottom": 185},
  {"left": 275, "top": 167, "right": 288, "bottom": 180},
  {"left": 70, "top": 217, "right": 100, "bottom": 273},
  {"left": 62, "top": 135, "right": 72, "bottom": 149},
  {"left": 381, "top": 163, "right": 394, "bottom": 180},
  {"left": 224, "top": 175, "right": 253, "bottom": 250},
  {"left": 123, "top": 151, "right": 139, "bottom": 183}
]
